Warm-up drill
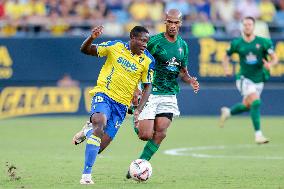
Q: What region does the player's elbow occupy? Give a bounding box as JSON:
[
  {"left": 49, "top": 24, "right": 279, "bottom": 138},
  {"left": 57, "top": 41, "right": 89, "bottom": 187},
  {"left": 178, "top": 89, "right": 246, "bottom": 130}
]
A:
[{"left": 80, "top": 47, "right": 89, "bottom": 55}]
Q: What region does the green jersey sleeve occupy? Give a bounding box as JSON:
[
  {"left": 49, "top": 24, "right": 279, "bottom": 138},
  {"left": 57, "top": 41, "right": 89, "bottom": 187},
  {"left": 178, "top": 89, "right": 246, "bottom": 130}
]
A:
[
  {"left": 182, "top": 40, "right": 189, "bottom": 67},
  {"left": 226, "top": 39, "right": 239, "bottom": 56},
  {"left": 264, "top": 38, "right": 274, "bottom": 55},
  {"left": 147, "top": 36, "right": 158, "bottom": 55}
]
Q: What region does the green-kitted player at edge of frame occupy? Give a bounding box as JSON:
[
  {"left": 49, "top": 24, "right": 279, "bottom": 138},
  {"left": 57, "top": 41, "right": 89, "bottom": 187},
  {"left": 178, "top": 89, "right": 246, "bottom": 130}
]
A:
[{"left": 220, "top": 16, "right": 278, "bottom": 144}]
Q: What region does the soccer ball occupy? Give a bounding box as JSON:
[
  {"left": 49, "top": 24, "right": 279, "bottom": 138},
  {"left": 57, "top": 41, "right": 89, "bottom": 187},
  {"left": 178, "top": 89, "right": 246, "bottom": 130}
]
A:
[{"left": 129, "top": 159, "right": 152, "bottom": 181}]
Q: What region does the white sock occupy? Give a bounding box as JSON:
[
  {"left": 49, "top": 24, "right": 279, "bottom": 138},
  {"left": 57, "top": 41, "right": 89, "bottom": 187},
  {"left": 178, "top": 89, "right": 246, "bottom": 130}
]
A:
[
  {"left": 255, "top": 130, "right": 263, "bottom": 137},
  {"left": 82, "top": 174, "right": 92, "bottom": 180}
]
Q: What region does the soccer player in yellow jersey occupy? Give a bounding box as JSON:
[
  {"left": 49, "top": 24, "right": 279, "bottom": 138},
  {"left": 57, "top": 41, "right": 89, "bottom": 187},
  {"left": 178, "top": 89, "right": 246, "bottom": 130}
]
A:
[{"left": 76, "top": 25, "right": 155, "bottom": 184}]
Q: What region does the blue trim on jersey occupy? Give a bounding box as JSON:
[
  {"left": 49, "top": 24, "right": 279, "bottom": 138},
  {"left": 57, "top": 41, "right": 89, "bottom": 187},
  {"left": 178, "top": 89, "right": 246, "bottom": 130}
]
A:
[
  {"left": 144, "top": 49, "right": 155, "bottom": 68},
  {"left": 124, "top": 42, "right": 130, "bottom": 50},
  {"left": 97, "top": 40, "right": 123, "bottom": 47}
]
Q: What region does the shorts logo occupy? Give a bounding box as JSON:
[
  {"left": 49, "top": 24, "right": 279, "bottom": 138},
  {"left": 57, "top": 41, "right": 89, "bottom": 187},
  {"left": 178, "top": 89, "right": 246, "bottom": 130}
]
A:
[{"left": 115, "top": 121, "right": 121, "bottom": 129}]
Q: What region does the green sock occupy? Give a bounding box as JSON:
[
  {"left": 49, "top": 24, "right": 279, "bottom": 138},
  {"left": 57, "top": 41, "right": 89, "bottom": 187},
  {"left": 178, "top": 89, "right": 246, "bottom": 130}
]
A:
[
  {"left": 139, "top": 140, "right": 160, "bottom": 161},
  {"left": 250, "top": 99, "right": 261, "bottom": 131},
  {"left": 230, "top": 103, "right": 249, "bottom": 115}
]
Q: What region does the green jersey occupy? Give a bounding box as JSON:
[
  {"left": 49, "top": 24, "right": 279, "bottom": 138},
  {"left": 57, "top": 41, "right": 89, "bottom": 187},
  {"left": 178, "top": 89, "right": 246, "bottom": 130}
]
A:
[
  {"left": 227, "top": 36, "right": 274, "bottom": 83},
  {"left": 147, "top": 33, "right": 189, "bottom": 95}
]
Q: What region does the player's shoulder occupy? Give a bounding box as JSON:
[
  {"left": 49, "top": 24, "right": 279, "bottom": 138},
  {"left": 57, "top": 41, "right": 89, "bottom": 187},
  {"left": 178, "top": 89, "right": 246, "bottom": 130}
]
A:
[
  {"left": 231, "top": 37, "right": 243, "bottom": 45},
  {"left": 255, "top": 36, "right": 272, "bottom": 43},
  {"left": 149, "top": 33, "right": 164, "bottom": 43},
  {"left": 143, "top": 49, "right": 155, "bottom": 63},
  {"left": 177, "top": 35, "right": 188, "bottom": 47}
]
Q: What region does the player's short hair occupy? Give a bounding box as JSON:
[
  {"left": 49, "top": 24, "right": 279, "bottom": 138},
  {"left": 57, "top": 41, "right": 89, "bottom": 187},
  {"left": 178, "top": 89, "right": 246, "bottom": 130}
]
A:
[
  {"left": 243, "top": 16, "right": 256, "bottom": 24},
  {"left": 130, "top": 26, "right": 149, "bottom": 38}
]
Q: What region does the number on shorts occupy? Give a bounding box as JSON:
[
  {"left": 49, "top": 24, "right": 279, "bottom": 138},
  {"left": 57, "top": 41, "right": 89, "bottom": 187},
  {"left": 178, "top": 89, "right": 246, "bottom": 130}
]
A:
[{"left": 95, "top": 96, "right": 104, "bottom": 103}]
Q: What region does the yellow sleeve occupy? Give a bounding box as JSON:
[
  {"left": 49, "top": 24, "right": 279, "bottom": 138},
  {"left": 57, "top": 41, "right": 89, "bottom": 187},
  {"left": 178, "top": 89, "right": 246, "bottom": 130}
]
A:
[
  {"left": 141, "top": 59, "right": 155, "bottom": 83},
  {"left": 96, "top": 40, "right": 120, "bottom": 57}
]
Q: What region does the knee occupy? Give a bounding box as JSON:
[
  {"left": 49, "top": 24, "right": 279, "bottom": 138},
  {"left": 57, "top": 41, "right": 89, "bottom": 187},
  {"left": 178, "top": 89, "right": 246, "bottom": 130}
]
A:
[
  {"left": 91, "top": 113, "right": 105, "bottom": 127},
  {"left": 138, "top": 132, "right": 153, "bottom": 141},
  {"left": 153, "top": 131, "right": 167, "bottom": 143},
  {"left": 251, "top": 99, "right": 261, "bottom": 108}
]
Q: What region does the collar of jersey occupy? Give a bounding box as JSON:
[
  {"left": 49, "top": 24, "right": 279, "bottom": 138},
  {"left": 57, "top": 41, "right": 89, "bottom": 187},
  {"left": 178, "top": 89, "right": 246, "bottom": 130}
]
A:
[{"left": 124, "top": 42, "right": 131, "bottom": 51}]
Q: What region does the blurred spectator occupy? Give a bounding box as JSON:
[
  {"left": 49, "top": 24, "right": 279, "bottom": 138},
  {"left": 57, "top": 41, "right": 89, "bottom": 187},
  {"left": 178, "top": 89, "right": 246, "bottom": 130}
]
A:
[
  {"left": 0, "top": 0, "right": 284, "bottom": 37},
  {"left": 254, "top": 20, "right": 271, "bottom": 38},
  {"left": 57, "top": 73, "right": 79, "bottom": 88},
  {"left": 0, "top": 0, "right": 5, "bottom": 19},
  {"left": 148, "top": 0, "right": 164, "bottom": 22},
  {"left": 165, "top": 0, "right": 190, "bottom": 18},
  {"left": 195, "top": 0, "right": 211, "bottom": 19},
  {"left": 183, "top": 0, "right": 198, "bottom": 22},
  {"left": 4, "top": 0, "right": 25, "bottom": 20},
  {"left": 225, "top": 11, "right": 242, "bottom": 37},
  {"left": 47, "top": 10, "right": 69, "bottom": 36},
  {"left": 128, "top": 0, "right": 149, "bottom": 21},
  {"left": 259, "top": 0, "right": 276, "bottom": 22},
  {"left": 237, "top": 0, "right": 260, "bottom": 19},
  {"left": 191, "top": 12, "right": 215, "bottom": 37},
  {"left": 211, "top": 0, "right": 235, "bottom": 23}
]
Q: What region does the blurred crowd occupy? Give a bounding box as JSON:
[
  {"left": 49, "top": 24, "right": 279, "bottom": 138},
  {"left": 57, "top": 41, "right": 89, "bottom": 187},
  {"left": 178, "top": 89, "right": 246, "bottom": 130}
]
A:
[{"left": 1, "top": 0, "right": 284, "bottom": 38}]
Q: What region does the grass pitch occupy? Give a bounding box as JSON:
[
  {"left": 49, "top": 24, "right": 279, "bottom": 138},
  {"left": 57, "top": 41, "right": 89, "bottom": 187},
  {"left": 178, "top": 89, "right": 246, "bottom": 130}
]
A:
[{"left": 0, "top": 116, "right": 284, "bottom": 189}]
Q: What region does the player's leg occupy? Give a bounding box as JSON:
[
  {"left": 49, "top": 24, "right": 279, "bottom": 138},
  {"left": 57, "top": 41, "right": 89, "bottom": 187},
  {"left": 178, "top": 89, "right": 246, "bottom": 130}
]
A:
[
  {"left": 81, "top": 113, "right": 106, "bottom": 184},
  {"left": 80, "top": 93, "right": 110, "bottom": 184},
  {"left": 243, "top": 82, "right": 268, "bottom": 144},
  {"left": 139, "top": 113, "right": 173, "bottom": 161},
  {"left": 139, "top": 95, "right": 179, "bottom": 160},
  {"left": 220, "top": 78, "right": 250, "bottom": 127}
]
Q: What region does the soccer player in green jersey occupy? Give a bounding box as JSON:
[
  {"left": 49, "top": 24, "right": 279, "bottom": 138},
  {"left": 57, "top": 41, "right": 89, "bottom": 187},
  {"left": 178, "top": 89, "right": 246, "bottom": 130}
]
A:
[
  {"left": 220, "top": 16, "right": 278, "bottom": 144},
  {"left": 126, "top": 9, "right": 199, "bottom": 178}
]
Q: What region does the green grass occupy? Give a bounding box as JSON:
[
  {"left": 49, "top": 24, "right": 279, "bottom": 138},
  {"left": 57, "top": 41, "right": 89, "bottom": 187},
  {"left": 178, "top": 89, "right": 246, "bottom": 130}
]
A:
[{"left": 0, "top": 116, "right": 284, "bottom": 189}]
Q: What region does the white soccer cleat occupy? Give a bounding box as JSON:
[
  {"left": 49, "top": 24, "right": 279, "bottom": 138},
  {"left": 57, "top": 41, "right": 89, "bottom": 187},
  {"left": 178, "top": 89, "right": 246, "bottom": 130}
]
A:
[
  {"left": 255, "top": 136, "right": 269, "bottom": 144},
  {"left": 72, "top": 121, "right": 93, "bottom": 145},
  {"left": 219, "top": 107, "right": 231, "bottom": 128},
  {"left": 80, "top": 174, "right": 94, "bottom": 185}
]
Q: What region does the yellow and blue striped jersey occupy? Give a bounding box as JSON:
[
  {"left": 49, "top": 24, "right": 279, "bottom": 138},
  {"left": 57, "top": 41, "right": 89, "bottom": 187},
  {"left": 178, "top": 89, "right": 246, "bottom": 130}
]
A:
[{"left": 89, "top": 40, "right": 155, "bottom": 107}]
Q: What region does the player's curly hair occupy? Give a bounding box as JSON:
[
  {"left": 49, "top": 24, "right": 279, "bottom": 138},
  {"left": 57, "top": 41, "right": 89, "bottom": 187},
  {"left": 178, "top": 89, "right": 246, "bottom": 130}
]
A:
[{"left": 130, "top": 26, "right": 149, "bottom": 38}]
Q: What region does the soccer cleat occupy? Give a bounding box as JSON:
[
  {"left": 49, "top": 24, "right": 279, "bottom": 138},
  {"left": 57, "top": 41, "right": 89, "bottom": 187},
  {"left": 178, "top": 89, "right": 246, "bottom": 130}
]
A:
[
  {"left": 126, "top": 170, "right": 131, "bottom": 179},
  {"left": 255, "top": 136, "right": 269, "bottom": 144},
  {"left": 72, "top": 121, "right": 93, "bottom": 145},
  {"left": 80, "top": 174, "right": 94, "bottom": 185},
  {"left": 219, "top": 107, "right": 231, "bottom": 128}
]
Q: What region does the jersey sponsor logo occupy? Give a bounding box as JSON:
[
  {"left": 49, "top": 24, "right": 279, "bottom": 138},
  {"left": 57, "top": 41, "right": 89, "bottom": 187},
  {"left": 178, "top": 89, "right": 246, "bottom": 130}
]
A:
[
  {"left": 245, "top": 52, "right": 257, "bottom": 65},
  {"left": 166, "top": 57, "right": 180, "bottom": 72},
  {"left": 117, "top": 57, "right": 138, "bottom": 72},
  {"left": 256, "top": 43, "right": 260, "bottom": 49}
]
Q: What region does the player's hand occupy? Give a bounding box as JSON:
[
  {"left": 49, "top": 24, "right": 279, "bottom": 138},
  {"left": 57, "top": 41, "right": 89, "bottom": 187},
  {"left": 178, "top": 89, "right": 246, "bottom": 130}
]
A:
[
  {"left": 132, "top": 89, "right": 142, "bottom": 106},
  {"left": 91, "top": 25, "right": 104, "bottom": 39},
  {"left": 263, "top": 58, "right": 271, "bottom": 70},
  {"left": 190, "top": 77, "right": 199, "bottom": 93},
  {"left": 133, "top": 109, "right": 140, "bottom": 128}
]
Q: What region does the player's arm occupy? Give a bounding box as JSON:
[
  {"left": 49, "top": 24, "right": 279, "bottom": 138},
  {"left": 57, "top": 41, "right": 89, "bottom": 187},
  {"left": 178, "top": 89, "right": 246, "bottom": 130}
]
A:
[
  {"left": 222, "top": 54, "right": 232, "bottom": 76},
  {"left": 80, "top": 25, "right": 104, "bottom": 56},
  {"left": 263, "top": 40, "right": 278, "bottom": 70},
  {"left": 179, "top": 67, "right": 199, "bottom": 93},
  {"left": 222, "top": 40, "right": 236, "bottom": 76}
]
